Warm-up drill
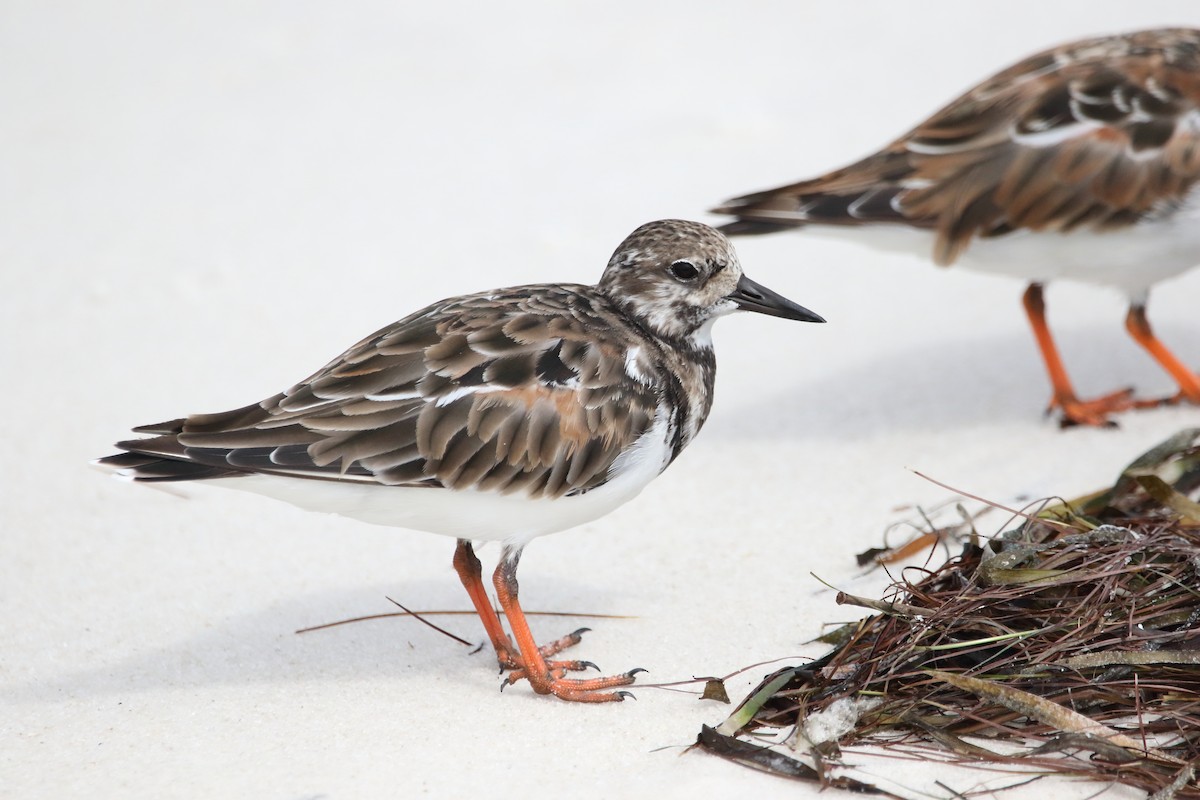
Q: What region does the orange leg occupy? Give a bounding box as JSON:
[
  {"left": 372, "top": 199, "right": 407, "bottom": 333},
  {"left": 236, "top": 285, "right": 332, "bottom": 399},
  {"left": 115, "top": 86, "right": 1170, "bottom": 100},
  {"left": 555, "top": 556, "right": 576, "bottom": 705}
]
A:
[
  {"left": 1021, "top": 283, "right": 1135, "bottom": 427},
  {"left": 1125, "top": 304, "right": 1200, "bottom": 405},
  {"left": 491, "top": 546, "right": 640, "bottom": 702}
]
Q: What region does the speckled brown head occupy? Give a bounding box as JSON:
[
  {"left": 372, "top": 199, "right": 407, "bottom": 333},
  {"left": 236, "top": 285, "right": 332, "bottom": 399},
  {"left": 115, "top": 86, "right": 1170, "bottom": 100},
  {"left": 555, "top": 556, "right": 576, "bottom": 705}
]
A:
[{"left": 598, "top": 219, "right": 823, "bottom": 342}]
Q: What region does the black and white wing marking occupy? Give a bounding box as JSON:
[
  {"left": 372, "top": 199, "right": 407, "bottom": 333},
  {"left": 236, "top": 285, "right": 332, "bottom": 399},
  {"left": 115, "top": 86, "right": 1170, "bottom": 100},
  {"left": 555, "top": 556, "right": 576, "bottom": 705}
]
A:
[
  {"left": 100, "top": 285, "right": 661, "bottom": 500},
  {"left": 714, "top": 27, "right": 1200, "bottom": 264}
]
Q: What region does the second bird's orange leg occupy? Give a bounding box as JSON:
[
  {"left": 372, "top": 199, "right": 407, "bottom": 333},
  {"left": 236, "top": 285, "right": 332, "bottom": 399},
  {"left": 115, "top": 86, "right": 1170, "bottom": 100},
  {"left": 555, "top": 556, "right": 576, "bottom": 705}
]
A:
[
  {"left": 1021, "top": 283, "right": 1135, "bottom": 427},
  {"left": 1125, "top": 304, "right": 1200, "bottom": 405}
]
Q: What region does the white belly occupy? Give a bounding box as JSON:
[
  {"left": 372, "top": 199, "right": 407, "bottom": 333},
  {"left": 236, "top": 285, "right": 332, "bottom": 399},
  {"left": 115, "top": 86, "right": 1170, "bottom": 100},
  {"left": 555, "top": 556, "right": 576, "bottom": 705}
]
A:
[
  {"left": 955, "top": 219, "right": 1200, "bottom": 299},
  {"left": 800, "top": 194, "right": 1200, "bottom": 301},
  {"left": 208, "top": 413, "right": 674, "bottom": 548}
]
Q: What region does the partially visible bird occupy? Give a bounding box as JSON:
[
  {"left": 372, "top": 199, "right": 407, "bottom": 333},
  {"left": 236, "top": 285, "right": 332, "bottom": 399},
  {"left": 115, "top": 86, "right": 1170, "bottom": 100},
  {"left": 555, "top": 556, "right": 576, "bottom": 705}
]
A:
[
  {"left": 713, "top": 27, "right": 1200, "bottom": 427},
  {"left": 96, "top": 219, "right": 824, "bottom": 702}
]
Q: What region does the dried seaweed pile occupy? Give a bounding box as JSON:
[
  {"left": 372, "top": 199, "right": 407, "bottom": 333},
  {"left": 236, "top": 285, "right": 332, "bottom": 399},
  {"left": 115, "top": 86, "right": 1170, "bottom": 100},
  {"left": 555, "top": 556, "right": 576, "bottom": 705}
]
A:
[{"left": 700, "top": 429, "right": 1200, "bottom": 799}]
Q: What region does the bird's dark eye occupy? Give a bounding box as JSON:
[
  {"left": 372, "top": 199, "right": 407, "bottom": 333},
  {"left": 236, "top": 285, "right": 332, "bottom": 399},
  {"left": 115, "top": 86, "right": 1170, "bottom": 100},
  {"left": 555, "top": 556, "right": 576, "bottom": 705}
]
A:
[{"left": 669, "top": 260, "right": 700, "bottom": 281}]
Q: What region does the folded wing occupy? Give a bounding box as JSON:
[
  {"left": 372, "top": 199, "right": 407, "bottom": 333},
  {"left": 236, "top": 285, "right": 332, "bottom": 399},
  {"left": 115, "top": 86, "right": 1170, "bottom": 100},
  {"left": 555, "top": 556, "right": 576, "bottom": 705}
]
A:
[
  {"left": 100, "top": 286, "right": 660, "bottom": 500},
  {"left": 714, "top": 28, "right": 1200, "bottom": 264}
]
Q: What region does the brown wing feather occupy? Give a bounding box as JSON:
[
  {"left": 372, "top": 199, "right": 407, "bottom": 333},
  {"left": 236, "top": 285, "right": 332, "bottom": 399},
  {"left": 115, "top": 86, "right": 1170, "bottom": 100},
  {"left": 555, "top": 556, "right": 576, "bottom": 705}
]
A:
[
  {"left": 103, "top": 285, "right": 660, "bottom": 499},
  {"left": 714, "top": 28, "right": 1200, "bottom": 264}
]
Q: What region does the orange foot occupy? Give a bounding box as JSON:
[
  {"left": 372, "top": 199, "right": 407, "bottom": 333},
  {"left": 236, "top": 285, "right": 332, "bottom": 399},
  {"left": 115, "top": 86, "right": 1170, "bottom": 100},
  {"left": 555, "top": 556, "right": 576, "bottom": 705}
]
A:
[
  {"left": 1127, "top": 392, "right": 1189, "bottom": 411},
  {"left": 491, "top": 626, "right": 598, "bottom": 672},
  {"left": 1022, "top": 284, "right": 1143, "bottom": 429},
  {"left": 452, "top": 539, "right": 642, "bottom": 702},
  {"left": 1048, "top": 386, "right": 1137, "bottom": 428},
  {"left": 491, "top": 626, "right": 589, "bottom": 667},
  {"left": 493, "top": 557, "right": 642, "bottom": 702},
  {"left": 502, "top": 661, "right": 643, "bottom": 702},
  {"left": 492, "top": 626, "right": 643, "bottom": 701}
]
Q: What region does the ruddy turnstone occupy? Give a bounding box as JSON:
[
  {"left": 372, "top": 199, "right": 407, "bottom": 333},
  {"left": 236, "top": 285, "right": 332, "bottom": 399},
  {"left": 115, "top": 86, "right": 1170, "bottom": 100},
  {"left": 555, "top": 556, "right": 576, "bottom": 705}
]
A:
[
  {"left": 713, "top": 27, "right": 1200, "bottom": 427},
  {"left": 96, "top": 219, "right": 823, "bottom": 702}
]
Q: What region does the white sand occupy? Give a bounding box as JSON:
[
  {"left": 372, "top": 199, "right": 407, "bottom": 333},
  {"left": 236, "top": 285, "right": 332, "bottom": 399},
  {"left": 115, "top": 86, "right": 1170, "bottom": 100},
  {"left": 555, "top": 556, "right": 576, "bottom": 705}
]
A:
[{"left": 4, "top": 3, "right": 1198, "bottom": 798}]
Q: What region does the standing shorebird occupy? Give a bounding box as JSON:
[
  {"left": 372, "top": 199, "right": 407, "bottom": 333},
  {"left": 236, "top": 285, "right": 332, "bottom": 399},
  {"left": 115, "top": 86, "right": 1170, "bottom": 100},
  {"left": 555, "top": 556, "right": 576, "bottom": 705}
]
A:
[
  {"left": 714, "top": 27, "right": 1200, "bottom": 427},
  {"left": 96, "top": 219, "right": 824, "bottom": 702}
]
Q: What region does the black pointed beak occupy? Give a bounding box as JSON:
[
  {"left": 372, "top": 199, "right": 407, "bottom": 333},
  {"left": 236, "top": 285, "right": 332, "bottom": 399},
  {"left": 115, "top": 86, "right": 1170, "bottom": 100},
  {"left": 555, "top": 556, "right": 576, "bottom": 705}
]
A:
[{"left": 728, "top": 274, "right": 825, "bottom": 322}]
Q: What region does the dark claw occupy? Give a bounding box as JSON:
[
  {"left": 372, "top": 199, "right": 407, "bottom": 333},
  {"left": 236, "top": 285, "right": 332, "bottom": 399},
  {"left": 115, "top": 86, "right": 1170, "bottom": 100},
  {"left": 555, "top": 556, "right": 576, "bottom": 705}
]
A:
[
  {"left": 579, "top": 661, "right": 600, "bottom": 672},
  {"left": 615, "top": 691, "right": 636, "bottom": 701},
  {"left": 571, "top": 627, "right": 592, "bottom": 637},
  {"left": 626, "top": 667, "right": 648, "bottom": 678}
]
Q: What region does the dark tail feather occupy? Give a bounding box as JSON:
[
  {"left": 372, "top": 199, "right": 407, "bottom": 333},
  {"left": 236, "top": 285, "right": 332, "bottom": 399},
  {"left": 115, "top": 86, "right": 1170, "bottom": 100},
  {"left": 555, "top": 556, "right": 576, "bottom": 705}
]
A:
[
  {"left": 94, "top": 451, "right": 241, "bottom": 482},
  {"left": 98, "top": 400, "right": 301, "bottom": 483},
  {"left": 99, "top": 403, "right": 280, "bottom": 483},
  {"left": 131, "top": 418, "right": 186, "bottom": 435},
  {"left": 716, "top": 218, "right": 807, "bottom": 236},
  {"left": 95, "top": 430, "right": 246, "bottom": 481}
]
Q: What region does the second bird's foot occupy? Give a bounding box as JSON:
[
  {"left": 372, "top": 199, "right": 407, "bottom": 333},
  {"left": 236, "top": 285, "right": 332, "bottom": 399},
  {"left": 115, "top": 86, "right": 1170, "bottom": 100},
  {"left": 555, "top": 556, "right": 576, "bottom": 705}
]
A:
[{"left": 1050, "top": 387, "right": 1136, "bottom": 428}]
